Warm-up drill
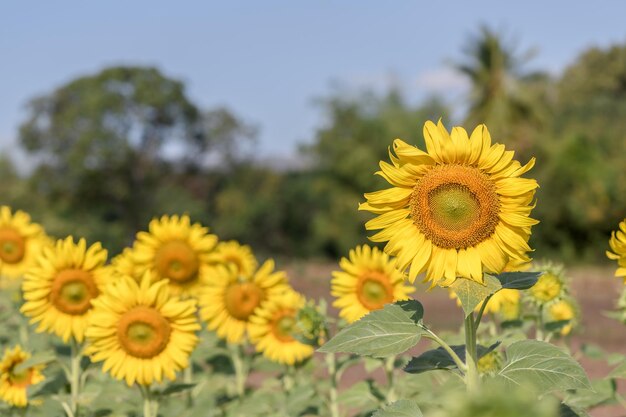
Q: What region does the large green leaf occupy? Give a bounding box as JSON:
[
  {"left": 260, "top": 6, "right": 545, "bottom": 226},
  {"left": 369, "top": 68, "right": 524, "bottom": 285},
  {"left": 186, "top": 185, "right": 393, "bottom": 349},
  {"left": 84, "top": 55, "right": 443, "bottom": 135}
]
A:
[
  {"left": 404, "top": 342, "right": 500, "bottom": 374},
  {"left": 372, "top": 399, "right": 423, "bottom": 417},
  {"left": 450, "top": 275, "right": 501, "bottom": 316},
  {"left": 14, "top": 350, "right": 56, "bottom": 373},
  {"left": 318, "top": 300, "right": 424, "bottom": 358},
  {"left": 491, "top": 271, "right": 542, "bottom": 289},
  {"left": 495, "top": 340, "right": 591, "bottom": 392}
]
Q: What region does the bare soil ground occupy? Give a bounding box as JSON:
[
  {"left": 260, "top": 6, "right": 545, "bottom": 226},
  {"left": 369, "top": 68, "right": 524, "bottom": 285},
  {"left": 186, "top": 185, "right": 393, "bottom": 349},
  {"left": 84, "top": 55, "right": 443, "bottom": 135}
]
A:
[{"left": 284, "top": 261, "right": 626, "bottom": 417}]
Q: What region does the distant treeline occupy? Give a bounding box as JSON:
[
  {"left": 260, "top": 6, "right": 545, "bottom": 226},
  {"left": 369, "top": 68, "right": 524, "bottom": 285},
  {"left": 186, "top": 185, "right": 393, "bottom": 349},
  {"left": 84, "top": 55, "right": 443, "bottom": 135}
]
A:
[{"left": 2, "top": 28, "right": 626, "bottom": 262}]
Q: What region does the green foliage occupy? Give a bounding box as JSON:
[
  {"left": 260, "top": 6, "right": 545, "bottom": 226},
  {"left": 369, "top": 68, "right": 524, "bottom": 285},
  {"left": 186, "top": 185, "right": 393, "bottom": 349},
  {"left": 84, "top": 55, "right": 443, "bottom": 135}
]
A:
[
  {"left": 372, "top": 399, "right": 423, "bottom": 417},
  {"left": 494, "top": 340, "right": 591, "bottom": 392},
  {"left": 404, "top": 342, "right": 499, "bottom": 375},
  {"left": 450, "top": 275, "right": 501, "bottom": 316},
  {"left": 492, "top": 271, "right": 541, "bottom": 290},
  {"left": 319, "top": 300, "right": 425, "bottom": 357}
]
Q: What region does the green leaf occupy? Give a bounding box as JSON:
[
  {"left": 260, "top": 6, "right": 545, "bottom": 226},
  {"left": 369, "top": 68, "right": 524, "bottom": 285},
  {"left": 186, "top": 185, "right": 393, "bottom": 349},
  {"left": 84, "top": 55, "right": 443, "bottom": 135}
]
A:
[
  {"left": 404, "top": 342, "right": 500, "bottom": 374},
  {"left": 492, "top": 271, "right": 542, "bottom": 289},
  {"left": 495, "top": 340, "right": 591, "bottom": 392},
  {"left": 14, "top": 350, "right": 56, "bottom": 373},
  {"left": 544, "top": 320, "right": 571, "bottom": 332},
  {"left": 608, "top": 360, "right": 626, "bottom": 379},
  {"left": 564, "top": 378, "right": 616, "bottom": 409},
  {"left": 318, "top": 300, "right": 425, "bottom": 358},
  {"left": 450, "top": 275, "right": 501, "bottom": 316},
  {"left": 160, "top": 383, "right": 196, "bottom": 396},
  {"left": 372, "top": 399, "right": 423, "bottom": 417},
  {"left": 559, "top": 403, "right": 590, "bottom": 417}
]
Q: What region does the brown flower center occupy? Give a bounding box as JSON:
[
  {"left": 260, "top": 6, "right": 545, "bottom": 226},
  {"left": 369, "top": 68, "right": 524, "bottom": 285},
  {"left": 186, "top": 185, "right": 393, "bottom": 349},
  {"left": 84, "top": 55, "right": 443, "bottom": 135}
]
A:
[
  {"left": 223, "top": 254, "right": 244, "bottom": 273},
  {"left": 271, "top": 310, "right": 297, "bottom": 343},
  {"left": 50, "top": 269, "right": 99, "bottom": 315},
  {"left": 117, "top": 307, "right": 172, "bottom": 358},
  {"left": 155, "top": 240, "right": 199, "bottom": 283},
  {"left": 224, "top": 282, "right": 264, "bottom": 321},
  {"left": 9, "top": 367, "right": 33, "bottom": 388},
  {"left": 356, "top": 271, "right": 394, "bottom": 311},
  {"left": 411, "top": 164, "right": 500, "bottom": 249},
  {"left": 0, "top": 227, "right": 26, "bottom": 264}
]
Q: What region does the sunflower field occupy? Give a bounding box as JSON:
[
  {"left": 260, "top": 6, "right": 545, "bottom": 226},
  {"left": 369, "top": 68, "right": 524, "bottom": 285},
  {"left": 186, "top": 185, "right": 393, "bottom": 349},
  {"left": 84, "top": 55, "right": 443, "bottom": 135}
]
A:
[{"left": 0, "top": 118, "right": 626, "bottom": 417}]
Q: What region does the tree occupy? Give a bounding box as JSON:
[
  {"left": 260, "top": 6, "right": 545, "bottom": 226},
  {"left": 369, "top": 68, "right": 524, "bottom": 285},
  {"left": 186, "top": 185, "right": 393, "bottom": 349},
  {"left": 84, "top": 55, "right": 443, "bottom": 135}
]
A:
[
  {"left": 18, "top": 66, "right": 254, "bottom": 251},
  {"left": 454, "top": 26, "right": 548, "bottom": 153}
]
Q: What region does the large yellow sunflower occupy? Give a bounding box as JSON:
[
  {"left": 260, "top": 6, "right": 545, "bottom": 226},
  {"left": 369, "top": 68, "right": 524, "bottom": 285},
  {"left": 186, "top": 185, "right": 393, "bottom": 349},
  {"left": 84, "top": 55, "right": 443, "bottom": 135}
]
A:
[
  {"left": 361, "top": 120, "right": 538, "bottom": 287},
  {"left": 199, "top": 259, "right": 289, "bottom": 344},
  {"left": 20, "top": 237, "right": 108, "bottom": 343},
  {"left": 85, "top": 273, "right": 200, "bottom": 386},
  {"left": 0, "top": 206, "right": 50, "bottom": 283},
  {"left": 208, "top": 240, "right": 258, "bottom": 277},
  {"left": 131, "top": 214, "right": 218, "bottom": 297},
  {"left": 0, "top": 345, "right": 46, "bottom": 408},
  {"left": 248, "top": 290, "right": 314, "bottom": 365},
  {"left": 331, "top": 245, "right": 414, "bottom": 323},
  {"left": 607, "top": 218, "right": 626, "bottom": 282}
]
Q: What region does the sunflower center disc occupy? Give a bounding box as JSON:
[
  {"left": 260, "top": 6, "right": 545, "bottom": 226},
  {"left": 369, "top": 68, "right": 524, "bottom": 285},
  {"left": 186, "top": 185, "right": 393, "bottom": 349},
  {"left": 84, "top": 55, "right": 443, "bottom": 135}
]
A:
[
  {"left": 0, "top": 227, "right": 26, "bottom": 264},
  {"left": 224, "top": 282, "right": 264, "bottom": 321},
  {"left": 224, "top": 255, "right": 244, "bottom": 273},
  {"left": 50, "top": 269, "right": 99, "bottom": 315},
  {"left": 155, "top": 240, "right": 199, "bottom": 283},
  {"left": 9, "top": 368, "right": 33, "bottom": 388},
  {"left": 411, "top": 164, "right": 500, "bottom": 249},
  {"left": 272, "top": 312, "right": 296, "bottom": 342},
  {"left": 117, "top": 307, "right": 172, "bottom": 359},
  {"left": 356, "top": 272, "right": 394, "bottom": 311}
]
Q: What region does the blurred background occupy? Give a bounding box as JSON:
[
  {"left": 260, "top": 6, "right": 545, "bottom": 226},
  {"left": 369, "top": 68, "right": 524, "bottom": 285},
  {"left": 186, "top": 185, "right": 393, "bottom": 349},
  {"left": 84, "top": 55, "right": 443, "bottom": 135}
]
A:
[{"left": 1, "top": 1, "right": 626, "bottom": 264}]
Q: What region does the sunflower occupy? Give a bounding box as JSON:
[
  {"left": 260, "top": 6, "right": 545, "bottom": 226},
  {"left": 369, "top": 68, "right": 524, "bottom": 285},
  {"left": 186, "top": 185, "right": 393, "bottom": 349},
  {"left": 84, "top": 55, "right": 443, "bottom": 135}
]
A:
[
  {"left": 132, "top": 214, "right": 218, "bottom": 297},
  {"left": 331, "top": 245, "right": 414, "bottom": 323},
  {"left": 208, "top": 240, "right": 258, "bottom": 277},
  {"left": 248, "top": 290, "right": 314, "bottom": 365},
  {"left": 607, "top": 218, "right": 626, "bottom": 282},
  {"left": 20, "top": 237, "right": 108, "bottom": 343},
  {"left": 0, "top": 206, "right": 50, "bottom": 283},
  {"left": 108, "top": 247, "right": 144, "bottom": 280},
  {"left": 544, "top": 298, "right": 579, "bottom": 336},
  {"left": 528, "top": 266, "right": 566, "bottom": 304},
  {"left": 85, "top": 273, "right": 200, "bottom": 386},
  {"left": 361, "top": 120, "right": 538, "bottom": 287},
  {"left": 483, "top": 289, "right": 521, "bottom": 320},
  {"left": 0, "top": 345, "right": 46, "bottom": 408},
  {"left": 199, "top": 259, "right": 289, "bottom": 344}
]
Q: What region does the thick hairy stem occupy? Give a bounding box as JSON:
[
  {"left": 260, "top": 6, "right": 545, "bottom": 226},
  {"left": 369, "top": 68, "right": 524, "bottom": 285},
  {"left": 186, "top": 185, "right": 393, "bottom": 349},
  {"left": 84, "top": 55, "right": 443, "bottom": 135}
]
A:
[
  {"left": 183, "top": 364, "right": 194, "bottom": 407},
  {"left": 229, "top": 344, "right": 247, "bottom": 399},
  {"left": 325, "top": 353, "right": 340, "bottom": 417},
  {"left": 69, "top": 340, "right": 82, "bottom": 417},
  {"left": 464, "top": 313, "right": 479, "bottom": 393}
]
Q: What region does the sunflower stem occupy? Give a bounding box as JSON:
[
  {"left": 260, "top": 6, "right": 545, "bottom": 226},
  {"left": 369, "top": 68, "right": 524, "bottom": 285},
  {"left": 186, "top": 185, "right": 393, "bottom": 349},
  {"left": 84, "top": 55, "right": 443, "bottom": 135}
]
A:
[
  {"left": 464, "top": 313, "right": 479, "bottom": 393},
  {"left": 228, "top": 343, "right": 247, "bottom": 399},
  {"left": 139, "top": 384, "right": 158, "bottom": 417},
  {"left": 325, "top": 353, "right": 340, "bottom": 417},
  {"left": 421, "top": 325, "right": 467, "bottom": 372},
  {"left": 69, "top": 339, "right": 82, "bottom": 417},
  {"left": 183, "top": 363, "right": 194, "bottom": 407},
  {"left": 473, "top": 294, "right": 493, "bottom": 333},
  {"left": 383, "top": 355, "right": 397, "bottom": 404}
]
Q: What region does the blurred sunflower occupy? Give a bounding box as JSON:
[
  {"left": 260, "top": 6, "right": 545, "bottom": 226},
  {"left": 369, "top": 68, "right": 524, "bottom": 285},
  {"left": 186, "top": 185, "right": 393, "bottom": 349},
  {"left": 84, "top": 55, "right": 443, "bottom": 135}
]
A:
[
  {"left": 331, "top": 245, "right": 414, "bottom": 323},
  {"left": 483, "top": 289, "right": 521, "bottom": 320},
  {"left": 199, "top": 260, "right": 289, "bottom": 344},
  {"left": 607, "top": 218, "right": 626, "bottom": 281},
  {"left": 21, "top": 237, "right": 108, "bottom": 343},
  {"left": 0, "top": 345, "right": 46, "bottom": 408},
  {"left": 248, "top": 290, "right": 314, "bottom": 365},
  {"left": 544, "top": 297, "right": 579, "bottom": 336},
  {"left": 132, "top": 214, "right": 218, "bottom": 297},
  {"left": 86, "top": 273, "right": 200, "bottom": 386},
  {"left": 361, "top": 120, "right": 538, "bottom": 287},
  {"left": 107, "top": 247, "right": 144, "bottom": 280},
  {"left": 208, "top": 240, "right": 258, "bottom": 277},
  {"left": 0, "top": 206, "right": 50, "bottom": 282},
  {"left": 528, "top": 264, "right": 566, "bottom": 304}
]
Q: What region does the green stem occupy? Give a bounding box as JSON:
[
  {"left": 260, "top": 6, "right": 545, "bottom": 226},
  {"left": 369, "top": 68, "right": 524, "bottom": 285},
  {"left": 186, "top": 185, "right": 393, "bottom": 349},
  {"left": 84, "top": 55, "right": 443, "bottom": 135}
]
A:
[
  {"left": 228, "top": 344, "right": 247, "bottom": 399},
  {"left": 183, "top": 364, "right": 193, "bottom": 407},
  {"left": 325, "top": 353, "right": 340, "bottom": 417},
  {"left": 464, "top": 314, "right": 479, "bottom": 393},
  {"left": 383, "top": 356, "right": 397, "bottom": 404},
  {"left": 69, "top": 339, "right": 82, "bottom": 417},
  {"left": 139, "top": 385, "right": 158, "bottom": 417},
  {"left": 473, "top": 295, "right": 493, "bottom": 333},
  {"left": 536, "top": 305, "right": 545, "bottom": 341},
  {"left": 421, "top": 325, "right": 467, "bottom": 372}
]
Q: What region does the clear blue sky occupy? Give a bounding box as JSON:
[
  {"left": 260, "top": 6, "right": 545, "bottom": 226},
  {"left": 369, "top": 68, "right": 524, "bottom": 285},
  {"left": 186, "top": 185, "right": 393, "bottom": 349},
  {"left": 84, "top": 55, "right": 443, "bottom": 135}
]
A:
[{"left": 2, "top": 1, "right": 626, "bottom": 161}]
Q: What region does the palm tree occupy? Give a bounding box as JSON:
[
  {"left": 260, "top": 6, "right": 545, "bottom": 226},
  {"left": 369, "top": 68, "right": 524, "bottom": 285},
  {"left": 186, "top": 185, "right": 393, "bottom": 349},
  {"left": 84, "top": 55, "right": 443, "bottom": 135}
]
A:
[{"left": 454, "top": 26, "right": 547, "bottom": 151}]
